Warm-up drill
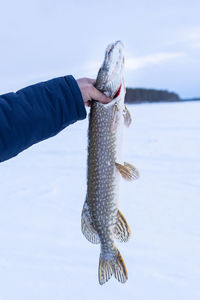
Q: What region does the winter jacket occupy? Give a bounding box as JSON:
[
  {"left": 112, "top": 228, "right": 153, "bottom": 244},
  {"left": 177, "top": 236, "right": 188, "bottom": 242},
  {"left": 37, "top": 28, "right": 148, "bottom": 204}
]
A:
[{"left": 0, "top": 75, "right": 86, "bottom": 162}]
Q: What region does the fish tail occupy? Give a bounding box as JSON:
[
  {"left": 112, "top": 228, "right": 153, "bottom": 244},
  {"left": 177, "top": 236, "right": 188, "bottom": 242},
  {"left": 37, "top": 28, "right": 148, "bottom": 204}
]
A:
[{"left": 98, "top": 248, "right": 128, "bottom": 285}]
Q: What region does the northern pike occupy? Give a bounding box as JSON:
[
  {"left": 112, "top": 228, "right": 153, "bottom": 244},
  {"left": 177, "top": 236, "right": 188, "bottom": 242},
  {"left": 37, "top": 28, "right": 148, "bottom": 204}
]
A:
[{"left": 81, "top": 41, "right": 139, "bottom": 285}]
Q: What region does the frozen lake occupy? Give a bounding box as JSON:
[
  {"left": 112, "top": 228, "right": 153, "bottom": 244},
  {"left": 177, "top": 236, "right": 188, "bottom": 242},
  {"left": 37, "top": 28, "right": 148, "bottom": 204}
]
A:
[{"left": 0, "top": 101, "right": 199, "bottom": 300}]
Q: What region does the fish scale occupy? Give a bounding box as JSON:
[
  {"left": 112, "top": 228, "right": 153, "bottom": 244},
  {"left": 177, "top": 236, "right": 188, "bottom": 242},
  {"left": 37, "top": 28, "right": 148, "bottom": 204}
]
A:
[{"left": 81, "top": 41, "right": 140, "bottom": 285}]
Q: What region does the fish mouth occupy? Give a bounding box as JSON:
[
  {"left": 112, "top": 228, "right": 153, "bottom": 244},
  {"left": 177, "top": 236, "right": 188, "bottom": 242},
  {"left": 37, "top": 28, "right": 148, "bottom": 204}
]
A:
[
  {"left": 106, "top": 40, "right": 124, "bottom": 57},
  {"left": 105, "top": 41, "right": 124, "bottom": 71},
  {"left": 95, "top": 40, "right": 125, "bottom": 100},
  {"left": 104, "top": 41, "right": 124, "bottom": 98}
]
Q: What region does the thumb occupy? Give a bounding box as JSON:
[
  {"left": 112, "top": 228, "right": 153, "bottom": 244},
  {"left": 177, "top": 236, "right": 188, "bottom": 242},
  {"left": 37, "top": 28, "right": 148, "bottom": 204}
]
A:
[{"left": 91, "top": 86, "right": 111, "bottom": 104}]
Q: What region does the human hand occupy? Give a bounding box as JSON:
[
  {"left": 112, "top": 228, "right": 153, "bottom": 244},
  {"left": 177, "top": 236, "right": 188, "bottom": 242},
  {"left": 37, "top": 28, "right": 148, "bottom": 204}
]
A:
[{"left": 76, "top": 78, "right": 111, "bottom": 107}]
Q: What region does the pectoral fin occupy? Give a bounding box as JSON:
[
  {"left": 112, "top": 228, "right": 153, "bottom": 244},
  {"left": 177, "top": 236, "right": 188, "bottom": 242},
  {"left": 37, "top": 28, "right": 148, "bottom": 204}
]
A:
[
  {"left": 81, "top": 200, "right": 100, "bottom": 244},
  {"left": 111, "top": 104, "right": 120, "bottom": 132},
  {"left": 114, "top": 210, "right": 131, "bottom": 242},
  {"left": 115, "top": 162, "right": 140, "bottom": 181},
  {"left": 123, "top": 105, "right": 132, "bottom": 127}
]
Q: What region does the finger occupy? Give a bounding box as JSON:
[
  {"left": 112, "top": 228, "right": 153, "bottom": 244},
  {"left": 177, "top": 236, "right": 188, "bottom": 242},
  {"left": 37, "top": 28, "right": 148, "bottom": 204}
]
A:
[
  {"left": 91, "top": 86, "right": 111, "bottom": 104},
  {"left": 87, "top": 78, "right": 96, "bottom": 85}
]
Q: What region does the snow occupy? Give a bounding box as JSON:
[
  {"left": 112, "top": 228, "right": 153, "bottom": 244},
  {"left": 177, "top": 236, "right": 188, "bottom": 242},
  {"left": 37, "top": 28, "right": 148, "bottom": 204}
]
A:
[{"left": 0, "top": 101, "right": 200, "bottom": 300}]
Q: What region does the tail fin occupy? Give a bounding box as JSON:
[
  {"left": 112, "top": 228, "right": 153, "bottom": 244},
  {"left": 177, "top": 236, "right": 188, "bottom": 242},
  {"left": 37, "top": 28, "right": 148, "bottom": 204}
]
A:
[{"left": 98, "top": 248, "right": 128, "bottom": 285}]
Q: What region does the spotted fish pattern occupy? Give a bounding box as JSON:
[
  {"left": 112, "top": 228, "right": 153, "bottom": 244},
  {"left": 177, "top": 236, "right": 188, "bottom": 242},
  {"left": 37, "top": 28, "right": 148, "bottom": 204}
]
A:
[{"left": 81, "top": 41, "right": 139, "bottom": 285}]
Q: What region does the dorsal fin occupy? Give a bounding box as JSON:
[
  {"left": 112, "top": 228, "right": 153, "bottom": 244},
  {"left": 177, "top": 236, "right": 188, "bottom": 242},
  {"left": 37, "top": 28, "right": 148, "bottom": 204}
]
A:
[{"left": 81, "top": 200, "right": 100, "bottom": 244}]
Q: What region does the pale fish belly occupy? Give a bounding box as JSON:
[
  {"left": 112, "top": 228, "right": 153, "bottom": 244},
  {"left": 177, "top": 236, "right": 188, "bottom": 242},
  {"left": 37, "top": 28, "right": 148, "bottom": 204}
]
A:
[{"left": 87, "top": 100, "right": 123, "bottom": 256}]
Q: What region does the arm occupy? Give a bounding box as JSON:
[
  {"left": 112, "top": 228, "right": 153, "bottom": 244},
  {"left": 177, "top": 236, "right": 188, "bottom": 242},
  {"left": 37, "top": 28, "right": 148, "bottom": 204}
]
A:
[{"left": 0, "top": 75, "right": 86, "bottom": 162}]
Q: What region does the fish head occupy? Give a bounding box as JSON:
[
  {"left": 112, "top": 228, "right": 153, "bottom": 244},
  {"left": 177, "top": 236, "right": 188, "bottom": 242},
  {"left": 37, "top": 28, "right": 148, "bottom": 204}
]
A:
[{"left": 95, "top": 40, "right": 125, "bottom": 101}]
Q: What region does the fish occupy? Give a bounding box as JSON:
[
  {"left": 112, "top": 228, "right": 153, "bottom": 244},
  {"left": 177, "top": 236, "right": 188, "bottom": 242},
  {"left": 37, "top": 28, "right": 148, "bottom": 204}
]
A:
[{"left": 81, "top": 41, "right": 139, "bottom": 285}]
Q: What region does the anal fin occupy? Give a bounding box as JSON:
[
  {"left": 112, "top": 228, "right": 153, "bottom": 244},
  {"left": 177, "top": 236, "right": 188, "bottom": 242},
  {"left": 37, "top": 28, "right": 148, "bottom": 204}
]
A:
[
  {"left": 81, "top": 200, "right": 100, "bottom": 244},
  {"left": 114, "top": 210, "right": 131, "bottom": 242}
]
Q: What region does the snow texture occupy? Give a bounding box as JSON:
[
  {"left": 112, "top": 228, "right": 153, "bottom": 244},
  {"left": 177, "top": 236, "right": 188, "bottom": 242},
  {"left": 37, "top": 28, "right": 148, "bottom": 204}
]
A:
[{"left": 0, "top": 102, "right": 199, "bottom": 300}]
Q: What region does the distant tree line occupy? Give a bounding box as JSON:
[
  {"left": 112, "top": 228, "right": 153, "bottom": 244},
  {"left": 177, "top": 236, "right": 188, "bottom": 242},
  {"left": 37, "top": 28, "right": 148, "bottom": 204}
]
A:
[
  {"left": 181, "top": 97, "right": 200, "bottom": 102},
  {"left": 125, "top": 88, "right": 180, "bottom": 104}
]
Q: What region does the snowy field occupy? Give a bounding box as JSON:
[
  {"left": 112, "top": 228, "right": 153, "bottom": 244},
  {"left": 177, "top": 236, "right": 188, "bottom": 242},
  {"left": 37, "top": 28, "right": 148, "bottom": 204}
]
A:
[{"left": 0, "top": 101, "right": 199, "bottom": 300}]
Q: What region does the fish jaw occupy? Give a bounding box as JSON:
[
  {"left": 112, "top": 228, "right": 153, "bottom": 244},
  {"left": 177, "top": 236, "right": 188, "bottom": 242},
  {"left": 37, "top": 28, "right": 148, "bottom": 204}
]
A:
[{"left": 95, "top": 40, "right": 125, "bottom": 98}]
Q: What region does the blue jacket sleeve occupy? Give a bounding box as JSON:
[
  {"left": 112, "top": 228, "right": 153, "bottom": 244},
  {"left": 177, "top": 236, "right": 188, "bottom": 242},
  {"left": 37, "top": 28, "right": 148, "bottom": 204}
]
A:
[{"left": 0, "top": 75, "right": 86, "bottom": 162}]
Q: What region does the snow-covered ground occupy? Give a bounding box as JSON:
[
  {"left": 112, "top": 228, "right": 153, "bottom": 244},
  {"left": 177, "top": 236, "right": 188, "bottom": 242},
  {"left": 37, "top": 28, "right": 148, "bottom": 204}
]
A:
[{"left": 0, "top": 101, "right": 199, "bottom": 300}]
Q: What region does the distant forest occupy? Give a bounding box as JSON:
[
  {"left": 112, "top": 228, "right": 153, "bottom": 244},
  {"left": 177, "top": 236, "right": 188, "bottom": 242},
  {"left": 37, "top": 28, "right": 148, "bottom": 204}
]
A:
[{"left": 125, "top": 88, "right": 180, "bottom": 104}]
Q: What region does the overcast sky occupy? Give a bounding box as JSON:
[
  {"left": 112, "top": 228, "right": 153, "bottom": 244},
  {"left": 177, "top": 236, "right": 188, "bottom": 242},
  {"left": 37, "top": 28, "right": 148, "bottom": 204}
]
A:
[{"left": 0, "top": 0, "right": 199, "bottom": 98}]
